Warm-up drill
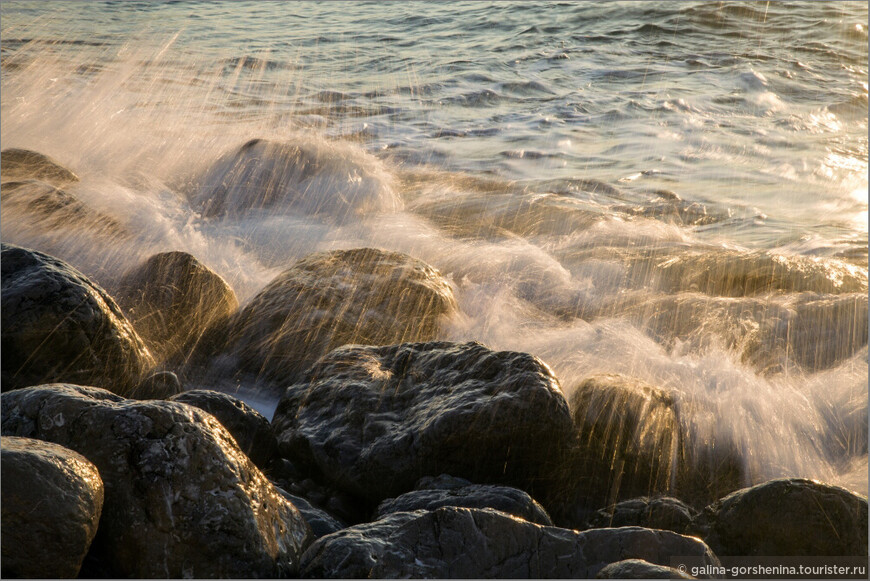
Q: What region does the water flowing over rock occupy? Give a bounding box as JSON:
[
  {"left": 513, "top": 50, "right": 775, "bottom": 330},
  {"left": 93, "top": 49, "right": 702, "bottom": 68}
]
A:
[
  {"left": 114, "top": 251, "right": 238, "bottom": 362},
  {"left": 169, "top": 389, "right": 277, "bottom": 470},
  {"left": 374, "top": 474, "right": 554, "bottom": 526},
  {"left": 595, "top": 558, "right": 694, "bottom": 579},
  {"left": 0, "top": 148, "right": 79, "bottom": 186},
  {"left": 1, "top": 436, "right": 104, "bottom": 579},
  {"left": 585, "top": 496, "right": 697, "bottom": 535},
  {"left": 299, "top": 511, "right": 426, "bottom": 578},
  {"left": 204, "top": 248, "right": 458, "bottom": 384},
  {"left": 1, "top": 244, "right": 154, "bottom": 394},
  {"left": 563, "top": 374, "right": 683, "bottom": 513},
  {"left": 272, "top": 341, "right": 575, "bottom": 507},
  {"left": 191, "top": 138, "right": 400, "bottom": 220},
  {"left": 369, "top": 507, "right": 719, "bottom": 578},
  {"left": 0, "top": 384, "right": 313, "bottom": 578},
  {"left": 694, "top": 478, "right": 868, "bottom": 557}
]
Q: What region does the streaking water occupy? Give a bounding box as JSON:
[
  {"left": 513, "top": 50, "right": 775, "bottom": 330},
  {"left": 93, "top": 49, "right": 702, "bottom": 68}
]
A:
[{"left": 2, "top": 2, "right": 867, "bottom": 496}]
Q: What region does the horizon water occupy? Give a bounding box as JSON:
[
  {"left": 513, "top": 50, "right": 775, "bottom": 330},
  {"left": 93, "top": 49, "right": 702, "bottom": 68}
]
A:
[{"left": 1, "top": 1, "right": 868, "bottom": 499}]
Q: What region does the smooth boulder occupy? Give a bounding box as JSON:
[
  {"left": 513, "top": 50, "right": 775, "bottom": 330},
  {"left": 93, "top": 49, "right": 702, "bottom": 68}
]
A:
[
  {"left": 695, "top": 478, "right": 868, "bottom": 557},
  {"left": 1, "top": 148, "right": 79, "bottom": 186},
  {"left": 596, "top": 558, "right": 694, "bottom": 579},
  {"left": 375, "top": 474, "right": 553, "bottom": 526},
  {"left": 169, "top": 388, "right": 277, "bottom": 469},
  {"left": 203, "top": 248, "right": 458, "bottom": 384},
  {"left": 1, "top": 384, "right": 313, "bottom": 578},
  {"left": 1, "top": 436, "right": 104, "bottom": 578},
  {"left": 1, "top": 244, "right": 154, "bottom": 394},
  {"left": 370, "top": 507, "right": 719, "bottom": 578},
  {"left": 114, "top": 251, "right": 238, "bottom": 361},
  {"left": 272, "top": 341, "right": 575, "bottom": 506}
]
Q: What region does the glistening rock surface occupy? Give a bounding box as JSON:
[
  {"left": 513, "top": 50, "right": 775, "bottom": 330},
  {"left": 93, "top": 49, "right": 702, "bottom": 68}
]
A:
[
  {"left": 0, "top": 384, "right": 313, "bottom": 578},
  {"left": 1, "top": 436, "right": 104, "bottom": 578},
  {"left": 0, "top": 148, "right": 79, "bottom": 186},
  {"left": 272, "top": 341, "right": 575, "bottom": 506},
  {"left": 1, "top": 244, "right": 154, "bottom": 394},
  {"left": 169, "top": 389, "right": 277, "bottom": 470},
  {"left": 206, "top": 248, "right": 458, "bottom": 384}
]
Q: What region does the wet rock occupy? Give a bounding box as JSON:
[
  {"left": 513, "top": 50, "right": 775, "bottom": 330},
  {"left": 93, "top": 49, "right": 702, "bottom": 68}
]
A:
[
  {"left": 586, "top": 496, "right": 697, "bottom": 535},
  {"left": 370, "top": 507, "right": 719, "bottom": 578},
  {"left": 563, "top": 374, "right": 682, "bottom": 516},
  {"left": 1, "top": 436, "right": 104, "bottom": 579},
  {"left": 191, "top": 138, "right": 400, "bottom": 220},
  {"left": 169, "top": 388, "right": 277, "bottom": 470},
  {"left": 1, "top": 244, "right": 154, "bottom": 394},
  {"left": 0, "top": 384, "right": 313, "bottom": 578},
  {"left": 647, "top": 250, "right": 867, "bottom": 297},
  {"left": 114, "top": 251, "right": 238, "bottom": 361},
  {"left": 375, "top": 474, "right": 553, "bottom": 526},
  {"left": 0, "top": 180, "right": 126, "bottom": 237},
  {"left": 596, "top": 558, "right": 694, "bottom": 579},
  {"left": 206, "top": 248, "right": 457, "bottom": 384},
  {"left": 299, "top": 511, "right": 425, "bottom": 579},
  {"left": 1, "top": 148, "right": 79, "bottom": 186},
  {"left": 694, "top": 478, "right": 868, "bottom": 557},
  {"left": 274, "top": 486, "right": 345, "bottom": 539},
  {"left": 129, "top": 370, "right": 183, "bottom": 400},
  {"left": 555, "top": 373, "right": 746, "bottom": 526},
  {"left": 272, "top": 341, "right": 575, "bottom": 507}
]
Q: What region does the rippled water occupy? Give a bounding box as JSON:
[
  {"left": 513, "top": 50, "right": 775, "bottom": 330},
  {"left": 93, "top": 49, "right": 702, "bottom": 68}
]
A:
[{"left": 2, "top": 2, "right": 867, "bottom": 496}]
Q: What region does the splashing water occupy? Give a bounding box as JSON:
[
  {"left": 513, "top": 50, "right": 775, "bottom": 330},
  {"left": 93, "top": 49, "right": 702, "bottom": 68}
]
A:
[{"left": 2, "top": 1, "right": 867, "bottom": 499}]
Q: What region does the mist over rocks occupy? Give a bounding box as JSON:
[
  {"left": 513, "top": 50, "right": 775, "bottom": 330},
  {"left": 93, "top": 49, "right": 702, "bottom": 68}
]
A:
[
  {"left": 272, "top": 340, "right": 575, "bottom": 507},
  {"left": 1, "top": 436, "right": 104, "bottom": 579},
  {"left": 369, "top": 507, "right": 719, "bottom": 579},
  {"left": 1, "top": 244, "right": 154, "bottom": 395},
  {"left": 693, "top": 478, "right": 868, "bottom": 557},
  {"left": 0, "top": 148, "right": 79, "bottom": 186},
  {"left": 114, "top": 250, "right": 239, "bottom": 363},
  {"left": 197, "top": 247, "right": 458, "bottom": 385},
  {"left": 191, "top": 137, "right": 401, "bottom": 220},
  {"left": 0, "top": 384, "right": 313, "bottom": 578}
]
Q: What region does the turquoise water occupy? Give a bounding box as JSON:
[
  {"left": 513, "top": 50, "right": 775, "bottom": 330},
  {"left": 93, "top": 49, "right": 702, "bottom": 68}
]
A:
[{"left": 2, "top": 2, "right": 868, "bottom": 494}]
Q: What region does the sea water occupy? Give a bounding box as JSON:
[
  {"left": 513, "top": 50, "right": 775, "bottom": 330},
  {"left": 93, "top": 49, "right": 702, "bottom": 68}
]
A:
[{"left": 1, "top": 1, "right": 867, "bottom": 495}]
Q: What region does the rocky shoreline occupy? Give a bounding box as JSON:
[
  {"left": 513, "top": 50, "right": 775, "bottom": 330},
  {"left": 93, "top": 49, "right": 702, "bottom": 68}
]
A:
[{"left": 2, "top": 149, "right": 868, "bottom": 578}]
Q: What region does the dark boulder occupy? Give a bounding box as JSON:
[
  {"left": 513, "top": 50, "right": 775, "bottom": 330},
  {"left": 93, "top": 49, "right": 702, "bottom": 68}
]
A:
[
  {"left": 1, "top": 244, "right": 154, "bottom": 394},
  {"left": 1, "top": 148, "right": 79, "bottom": 186},
  {"left": 375, "top": 474, "right": 553, "bottom": 526},
  {"left": 1, "top": 384, "right": 313, "bottom": 578},
  {"left": 586, "top": 496, "right": 697, "bottom": 535},
  {"left": 202, "top": 248, "right": 458, "bottom": 384},
  {"left": 596, "top": 558, "right": 694, "bottom": 579},
  {"left": 370, "top": 507, "right": 719, "bottom": 578},
  {"left": 694, "top": 478, "right": 868, "bottom": 557},
  {"left": 299, "top": 511, "right": 425, "bottom": 579},
  {"left": 114, "top": 251, "right": 238, "bottom": 361},
  {"left": 267, "top": 457, "right": 369, "bottom": 525},
  {"left": 169, "top": 388, "right": 277, "bottom": 470},
  {"left": 1, "top": 436, "right": 104, "bottom": 578},
  {"left": 272, "top": 341, "right": 575, "bottom": 507}
]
